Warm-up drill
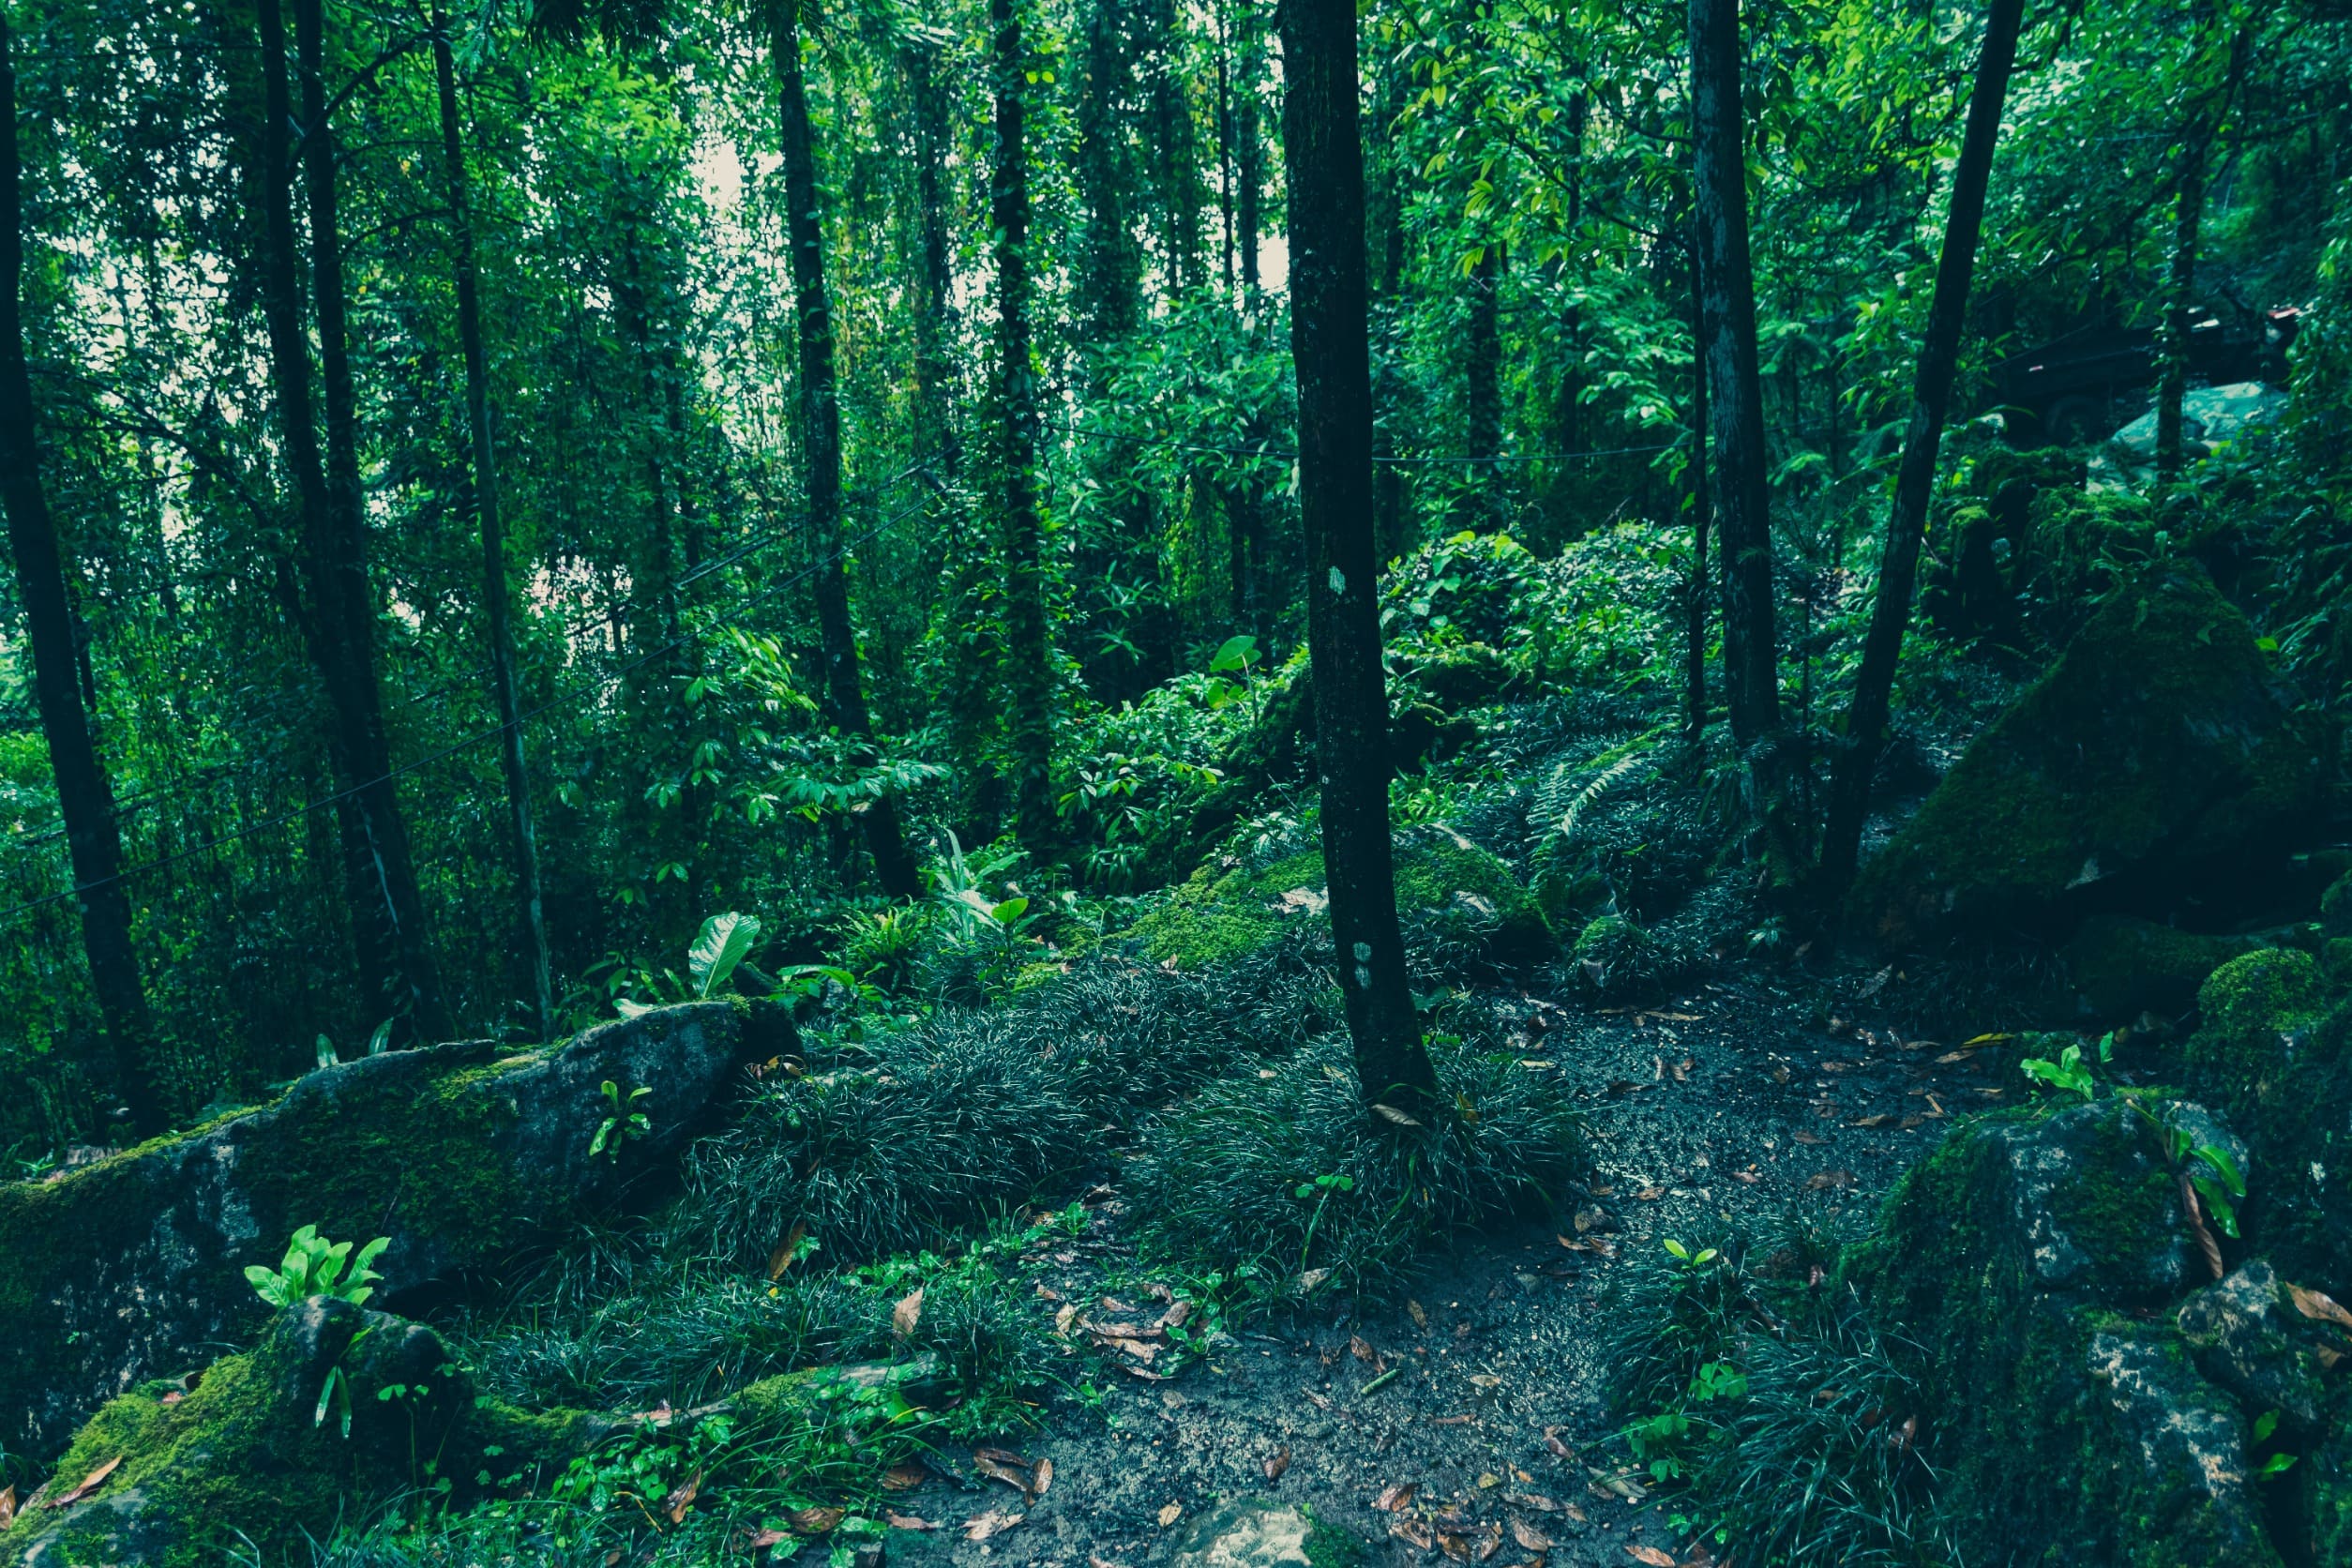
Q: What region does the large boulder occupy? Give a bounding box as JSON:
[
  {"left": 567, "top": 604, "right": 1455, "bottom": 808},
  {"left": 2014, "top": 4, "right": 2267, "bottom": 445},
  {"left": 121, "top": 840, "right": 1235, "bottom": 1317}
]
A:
[
  {"left": 1845, "top": 1097, "right": 2284, "bottom": 1566},
  {"left": 1, "top": 1003, "right": 753, "bottom": 1457},
  {"left": 0, "top": 1297, "right": 586, "bottom": 1568},
  {"left": 1851, "top": 564, "right": 2329, "bottom": 944}
]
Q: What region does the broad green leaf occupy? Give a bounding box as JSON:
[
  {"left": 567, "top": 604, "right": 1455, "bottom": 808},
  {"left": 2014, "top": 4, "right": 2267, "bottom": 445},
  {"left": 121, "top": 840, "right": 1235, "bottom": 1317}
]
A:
[{"left": 689, "top": 912, "right": 761, "bottom": 997}]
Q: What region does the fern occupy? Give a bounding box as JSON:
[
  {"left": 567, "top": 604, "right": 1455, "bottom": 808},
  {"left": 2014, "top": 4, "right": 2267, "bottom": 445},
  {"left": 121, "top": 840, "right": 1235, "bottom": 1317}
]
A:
[{"left": 1547, "top": 742, "right": 1658, "bottom": 849}]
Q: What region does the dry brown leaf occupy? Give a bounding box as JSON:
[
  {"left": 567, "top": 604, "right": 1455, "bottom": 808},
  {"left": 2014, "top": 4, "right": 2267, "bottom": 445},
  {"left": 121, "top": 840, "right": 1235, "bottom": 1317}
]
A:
[
  {"left": 1054, "top": 1303, "right": 1078, "bottom": 1335},
  {"left": 664, "top": 1469, "right": 703, "bottom": 1524},
  {"left": 1544, "top": 1425, "right": 1575, "bottom": 1459},
  {"left": 1298, "top": 1267, "right": 1334, "bottom": 1292},
  {"left": 1475, "top": 1521, "right": 1506, "bottom": 1561},
  {"left": 893, "top": 1287, "right": 926, "bottom": 1338},
  {"left": 1512, "top": 1519, "right": 1555, "bottom": 1551},
  {"left": 2317, "top": 1344, "right": 2346, "bottom": 1370},
  {"left": 788, "top": 1505, "right": 845, "bottom": 1535},
  {"left": 1508, "top": 1490, "right": 1560, "bottom": 1511},
  {"left": 1805, "top": 1169, "right": 1859, "bottom": 1192},
  {"left": 1372, "top": 1102, "right": 1425, "bottom": 1127},
  {"left": 1791, "top": 1131, "right": 1825, "bottom": 1145},
  {"left": 0, "top": 1486, "right": 12, "bottom": 1529},
  {"left": 1566, "top": 1502, "right": 1588, "bottom": 1523},
  {"left": 1409, "top": 1300, "right": 1430, "bottom": 1329},
  {"left": 1438, "top": 1537, "right": 1474, "bottom": 1566},
  {"left": 742, "top": 1527, "right": 791, "bottom": 1550},
  {"left": 1263, "top": 1446, "right": 1292, "bottom": 1481},
  {"left": 159, "top": 1391, "right": 183, "bottom": 1406},
  {"left": 886, "top": 1512, "right": 942, "bottom": 1530},
  {"left": 1672, "top": 1057, "right": 1695, "bottom": 1082},
  {"left": 974, "top": 1454, "right": 1034, "bottom": 1496},
  {"left": 44, "top": 1455, "right": 122, "bottom": 1509},
  {"left": 1033, "top": 1457, "right": 1054, "bottom": 1497},
  {"left": 1089, "top": 1558, "right": 1133, "bottom": 1568},
  {"left": 1390, "top": 1517, "right": 1436, "bottom": 1549},
  {"left": 766, "top": 1222, "right": 807, "bottom": 1281},
  {"left": 2180, "top": 1175, "right": 2225, "bottom": 1281},
  {"left": 1632, "top": 1185, "right": 1667, "bottom": 1202},
  {"left": 1628, "top": 1548, "right": 1678, "bottom": 1567},
  {"left": 1924, "top": 1095, "right": 1949, "bottom": 1118},
  {"left": 1374, "top": 1482, "right": 1419, "bottom": 1511},
  {"left": 1732, "top": 1167, "right": 1761, "bottom": 1184},
  {"left": 963, "top": 1510, "right": 1024, "bottom": 1541},
  {"left": 2292, "top": 1284, "right": 2352, "bottom": 1331},
  {"left": 1157, "top": 1501, "right": 1184, "bottom": 1528},
  {"left": 1851, "top": 1114, "right": 1894, "bottom": 1129},
  {"left": 1900, "top": 1116, "right": 1927, "bottom": 1130},
  {"left": 882, "top": 1461, "right": 927, "bottom": 1491},
  {"left": 1161, "top": 1299, "right": 1195, "bottom": 1331}
]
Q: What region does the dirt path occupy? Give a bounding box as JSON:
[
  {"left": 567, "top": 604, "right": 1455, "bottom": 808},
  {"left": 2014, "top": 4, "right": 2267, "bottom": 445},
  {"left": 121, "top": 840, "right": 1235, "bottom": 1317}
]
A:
[{"left": 867, "top": 971, "right": 2002, "bottom": 1565}]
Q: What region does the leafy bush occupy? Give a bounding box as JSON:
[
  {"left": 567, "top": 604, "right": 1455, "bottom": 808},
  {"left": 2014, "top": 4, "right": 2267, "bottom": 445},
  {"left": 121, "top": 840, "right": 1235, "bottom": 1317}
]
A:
[{"left": 246, "top": 1224, "right": 391, "bottom": 1309}]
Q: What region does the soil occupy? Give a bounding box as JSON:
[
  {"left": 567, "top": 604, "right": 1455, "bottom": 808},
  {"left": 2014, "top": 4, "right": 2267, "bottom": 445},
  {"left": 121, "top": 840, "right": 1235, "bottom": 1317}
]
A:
[{"left": 861, "top": 965, "right": 2013, "bottom": 1566}]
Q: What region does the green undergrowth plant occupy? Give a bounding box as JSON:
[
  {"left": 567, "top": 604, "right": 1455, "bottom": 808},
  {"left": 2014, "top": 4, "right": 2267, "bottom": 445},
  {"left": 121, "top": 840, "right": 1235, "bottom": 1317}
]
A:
[
  {"left": 1124, "top": 1030, "right": 1581, "bottom": 1305},
  {"left": 247, "top": 1224, "right": 391, "bottom": 1309}
]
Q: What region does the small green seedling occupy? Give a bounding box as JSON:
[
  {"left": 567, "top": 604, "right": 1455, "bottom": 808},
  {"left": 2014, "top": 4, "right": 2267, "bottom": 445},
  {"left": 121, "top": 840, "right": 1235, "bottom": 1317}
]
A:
[
  {"left": 2021, "top": 1033, "right": 2111, "bottom": 1101},
  {"left": 245, "top": 1224, "right": 391, "bottom": 1309},
  {"left": 592, "top": 1080, "right": 652, "bottom": 1160}
]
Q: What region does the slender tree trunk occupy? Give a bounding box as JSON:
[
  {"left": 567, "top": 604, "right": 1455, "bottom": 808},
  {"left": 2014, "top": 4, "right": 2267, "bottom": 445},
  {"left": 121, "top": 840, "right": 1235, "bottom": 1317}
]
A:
[
  {"left": 2155, "top": 26, "right": 2251, "bottom": 491},
  {"left": 1687, "top": 0, "right": 1778, "bottom": 752},
  {"left": 0, "top": 18, "right": 166, "bottom": 1137},
  {"left": 773, "top": 1, "right": 921, "bottom": 898},
  {"left": 992, "top": 0, "right": 1054, "bottom": 852},
  {"left": 1076, "top": 0, "right": 1141, "bottom": 345},
  {"left": 1817, "top": 0, "right": 2025, "bottom": 897},
  {"left": 1368, "top": 60, "right": 1408, "bottom": 565},
  {"left": 432, "top": 12, "right": 550, "bottom": 1033},
  {"left": 1464, "top": 241, "right": 1503, "bottom": 531},
  {"left": 1683, "top": 235, "right": 1711, "bottom": 744},
  {"left": 1278, "top": 0, "right": 1435, "bottom": 1111},
  {"left": 1143, "top": 0, "right": 1199, "bottom": 295},
  {"left": 1235, "top": 0, "right": 1263, "bottom": 297},
  {"left": 908, "top": 42, "right": 958, "bottom": 479},
  {"left": 261, "top": 0, "right": 451, "bottom": 1041}
]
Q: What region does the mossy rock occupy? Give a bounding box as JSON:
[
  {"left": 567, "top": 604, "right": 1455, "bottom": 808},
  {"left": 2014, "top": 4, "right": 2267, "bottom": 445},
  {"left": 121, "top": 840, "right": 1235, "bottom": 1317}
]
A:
[
  {"left": 2181, "top": 950, "right": 2352, "bottom": 1295},
  {"left": 1, "top": 1298, "right": 589, "bottom": 1567},
  {"left": 1124, "top": 825, "right": 1544, "bottom": 972},
  {"left": 2063, "top": 917, "right": 2265, "bottom": 1019},
  {"left": 1569, "top": 914, "right": 1670, "bottom": 1000},
  {"left": 0, "top": 1004, "right": 744, "bottom": 1459},
  {"left": 1843, "top": 1098, "right": 2284, "bottom": 1566},
  {"left": 2322, "top": 869, "right": 2352, "bottom": 941},
  {"left": 1850, "top": 564, "right": 2330, "bottom": 944}
]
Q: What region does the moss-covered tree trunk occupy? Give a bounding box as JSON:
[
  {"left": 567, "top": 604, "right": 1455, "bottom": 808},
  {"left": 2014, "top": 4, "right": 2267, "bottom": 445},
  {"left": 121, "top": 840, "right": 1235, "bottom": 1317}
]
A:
[
  {"left": 1683, "top": 227, "right": 1711, "bottom": 745},
  {"left": 1817, "top": 0, "right": 2024, "bottom": 898},
  {"left": 1278, "top": 0, "right": 1436, "bottom": 1112},
  {"left": 0, "top": 18, "right": 166, "bottom": 1136},
  {"left": 772, "top": 0, "right": 921, "bottom": 900}
]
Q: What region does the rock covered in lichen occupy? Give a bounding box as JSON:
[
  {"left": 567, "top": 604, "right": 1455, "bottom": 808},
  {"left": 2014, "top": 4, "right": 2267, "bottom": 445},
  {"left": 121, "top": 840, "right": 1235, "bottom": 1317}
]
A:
[
  {"left": 2, "top": 1297, "right": 588, "bottom": 1568},
  {"left": 0, "top": 1003, "right": 745, "bottom": 1459},
  {"left": 1850, "top": 564, "right": 2329, "bottom": 944}
]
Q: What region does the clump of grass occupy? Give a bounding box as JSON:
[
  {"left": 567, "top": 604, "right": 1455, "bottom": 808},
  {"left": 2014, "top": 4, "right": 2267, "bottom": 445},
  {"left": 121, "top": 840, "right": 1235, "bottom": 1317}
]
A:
[
  {"left": 1124, "top": 1032, "right": 1579, "bottom": 1303},
  {"left": 1604, "top": 1233, "right": 1768, "bottom": 1420}
]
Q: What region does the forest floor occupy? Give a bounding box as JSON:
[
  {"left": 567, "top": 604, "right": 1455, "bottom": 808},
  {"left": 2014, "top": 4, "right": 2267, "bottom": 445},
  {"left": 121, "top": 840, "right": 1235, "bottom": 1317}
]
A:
[{"left": 860, "top": 960, "right": 2004, "bottom": 1567}]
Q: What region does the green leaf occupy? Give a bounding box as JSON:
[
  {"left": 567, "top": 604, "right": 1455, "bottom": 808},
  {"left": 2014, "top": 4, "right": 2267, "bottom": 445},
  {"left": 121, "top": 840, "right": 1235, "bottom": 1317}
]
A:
[
  {"left": 688, "top": 912, "right": 762, "bottom": 998},
  {"left": 1209, "top": 633, "right": 1259, "bottom": 673}
]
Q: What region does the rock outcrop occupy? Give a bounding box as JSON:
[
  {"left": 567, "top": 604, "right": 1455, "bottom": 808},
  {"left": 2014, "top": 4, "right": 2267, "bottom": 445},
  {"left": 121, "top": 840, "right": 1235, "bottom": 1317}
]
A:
[
  {"left": 1851, "top": 564, "right": 2329, "bottom": 945},
  {"left": 1, "top": 1003, "right": 752, "bottom": 1457}
]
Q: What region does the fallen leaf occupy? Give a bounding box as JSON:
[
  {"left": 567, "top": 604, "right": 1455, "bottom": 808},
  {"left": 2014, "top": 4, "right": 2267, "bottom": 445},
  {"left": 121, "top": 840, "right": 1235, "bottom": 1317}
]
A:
[
  {"left": 1297, "top": 1267, "right": 1334, "bottom": 1292},
  {"left": 1372, "top": 1102, "right": 1425, "bottom": 1127},
  {"left": 766, "top": 1222, "right": 807, "bottom": 1281},
  {"left": 1160, "top": 1299, "right": 1194, "bottom": 1331},
  {"left": 1054, "top": 1303, "right": 1078, "bottom": 1335},
  {"left": 1375, "top": 1482, "right": 1420, "bottom": 1511},
  {"left": 882, "top": 1462, "right": 927, "bottom": 1491},
  {"left": 1671, "top": 1057, "right": 1694, "bottom": 1082},
  {"left": 1732, "top": 1166, "right": 1761, "bottom": 1184},
  {"left": 1805, "top": 1169, "right": 1858, "bottom": 1192},
  {"left": 2181, "top": 1174, "right": 2226, "bottom": 1281},
  {"left": 2292, "top": 1284, "right": 2352, "bottom": 1331},
  {"left": 1033, "top": 1457, "right": 1054, "bottom": 1496},
  {"left": 44, "top": 1455, "right": 122, "bottom": 1509},
  {"left": 887, "top": 1512, "right": 942, "bottom": 1530},
  {"left": 742, "top": 1527, "right": 791, "bottom": 1549},
  {"left": 1507, "top": 1490, "right": 1560, "bottom": 1511},
  {"left": 1390, "top": 1517, "right": 1437, "bottom": 1549},
  {"left": 664, "top": 1469, "right": 703, "bottom": 1524},
  {"left": 973, "top": 1450, "right": 1036, "bottom": 1497},
  {"left": 1851, "top": 1114, "right": 1894, "bottom": 1129},
  {"left": 1900, "top": 1116, "right": 1927, "bottom": 1130},
  {"left": 2318, "top": 1345, "right": 2346, "bottom": 1370},
  {"left": 1089, "top": 1558, "right": 1133, "bottom": 1568},
  {"left": 894, "top": 1287, "right": 926, "bottom": 1338},
  {"left": 1924, "top": 1095, "right": 1948, "bottom": 1118},
  {"left": 1263, "top": 1446, "right": 1291, "bottom": 1480},
  {"left": 1632, "top": 1185, "right": 1667, "bottom": 1201},
  {"left": 1157, "top": 1501, "right": 1184, "bottom": 1528},
  {"left": 963, "top": 1510, "right": 1025, "bottom": 1541},
  {"left": 0, "top": 1486, "right": 13, "bottom": 1528},
  {"left": 1512, "top": 1519, "right": 1555, "bottom": 1551},
  {"left": 1544, "top": 1425, "right": 1575, "bottom": 1459},
  {"left": 1475, "top": 1521, "right": 1505, "bottom": 1560},
  {"left": 1792, "top": 1131, "right": 1825, "bottom": 1145},
  {"left": 1350, "top": 1334, "right": 1378, "bottom": 1363},
  {"left": 788, "top": 1506, "right": 845, "bottom": 1535},
  {"left": 159, "top": 1391, "right": 183, "bottom": 1406},
  {"left": 1629, "top": 1548, "right": 1678, "bottom": 1567},
  {"left": 1410, "top": 1300, "right": 1430, "bottom": 1329}
]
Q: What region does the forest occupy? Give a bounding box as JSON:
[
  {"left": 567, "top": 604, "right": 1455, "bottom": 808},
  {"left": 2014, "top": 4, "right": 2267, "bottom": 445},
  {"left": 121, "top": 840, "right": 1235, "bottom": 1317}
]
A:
[{"left": 1, "top": 0, "right": 2350, "bottom": 1560}]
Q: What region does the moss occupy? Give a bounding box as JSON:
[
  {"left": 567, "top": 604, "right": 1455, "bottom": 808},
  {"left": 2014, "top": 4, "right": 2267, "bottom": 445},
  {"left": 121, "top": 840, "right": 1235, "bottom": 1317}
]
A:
[
  {"left": 2322, "top": 871, "right": 2352, "bottom": 941},
  {"left": 2062, "top": 917, "right": 2263, "bottom": 1019},
  {"left": 2044, "top": 1108, "right": 2184, "bottom": 1288},
  {"left": 1850, "top": 564, "right": 2328, "bottom": 943},
  {"left": 2196, "top": 948, "right": 2326, "bottom": 1039},
  {"left": 1301, "top": 1508, "right": 1367, "bottom": 1568}
]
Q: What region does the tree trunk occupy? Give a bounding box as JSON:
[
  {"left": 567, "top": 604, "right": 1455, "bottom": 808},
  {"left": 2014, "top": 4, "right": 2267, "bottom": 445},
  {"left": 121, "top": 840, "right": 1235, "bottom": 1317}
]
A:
[
  {"left": 0, "top": 17, "right": 167, "bottom": 1137},
  {"left": 1463, "top": 241, "right": 1502, "bottom": 531},
  {"left": 1075, "top": 0, "right": 1141, "bottom": 345},
  {"left": 1235, "top": 0, "right": 1263, "bottom": 297},
  {"left": 1687, "top": 0, "right": 1778, "bottom": 752},
  {"left": 1143, "top": 0, "right": 1199, "bottom": 295},
  {"left": 1683, "top": 233, "right": 1711, "bottom": 744},
  {"left": 1817, "top": 0, "right": 2025, "bottom": 897},
  {"left": 907, "top": 41, "right": 959, "bottom": 478},
  {"left": 992, "top": 0, "right": 1055, "bottom": 853},
  {"left": 1278, "top": 0, "right": 1435, "bottom": 1112},
  {"left": 261, "top": 0, "right": 451, "bottom": 1042},
  {"left": 431, "top": 12, "right": 551, "bottom": 1034},
  {"left": 772, "top": 2, "right": 922, "bottom": 899}
]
